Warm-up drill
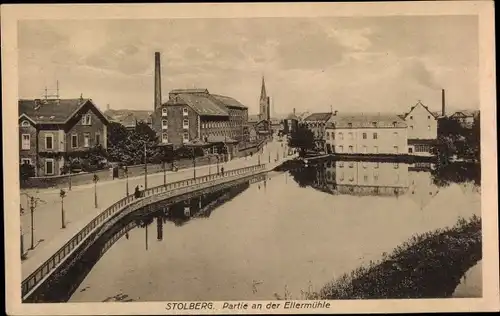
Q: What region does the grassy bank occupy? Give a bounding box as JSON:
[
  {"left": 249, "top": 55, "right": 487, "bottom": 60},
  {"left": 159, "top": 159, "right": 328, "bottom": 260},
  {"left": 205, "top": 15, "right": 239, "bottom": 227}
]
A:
[{"left": 307, "top": 215, "right": 481, "bottom": 299}]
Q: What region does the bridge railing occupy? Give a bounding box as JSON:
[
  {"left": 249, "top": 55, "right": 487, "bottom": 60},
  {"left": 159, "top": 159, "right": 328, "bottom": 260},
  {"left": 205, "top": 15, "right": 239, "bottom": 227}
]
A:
[{"left": 21, "top": 163, "right": 266, "bottom": 298}]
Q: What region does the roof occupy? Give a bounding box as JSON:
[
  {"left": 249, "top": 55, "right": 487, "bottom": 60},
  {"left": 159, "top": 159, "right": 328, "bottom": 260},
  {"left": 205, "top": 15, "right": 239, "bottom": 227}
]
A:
[
  {"left": 286, "top": 113, "right": 300, "bottom": 120},
  {"left": 403, "top": 101, "right": 439, "bottom": 120},
  {"left": 211, "top": 94, "right": 247, "bottom": 109},
  {"left": 176, "top": 93, "right": 229, "bottom": 116},
  {"left": 303, "top": 112, "right": 333, "bottom": 122},
  {"left": 450, "top": 110, "right": 479, "bottom": 117},
  {"left": 170, "top": 88, "right": 209, "bottom": 94},
  {"left": 18, "top": 98, "right": 107, "bottom": 124},
  {"left": 327, "top": 113, "right": 407, "bottom": 128},
  {"left": 105, "top": 109, "right": 153, "bottom": 127}
]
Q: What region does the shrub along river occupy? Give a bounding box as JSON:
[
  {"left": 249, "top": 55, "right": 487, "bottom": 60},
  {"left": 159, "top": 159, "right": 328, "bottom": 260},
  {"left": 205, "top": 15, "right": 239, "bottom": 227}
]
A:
[{"left": 68, "top": 160, "right": 481, "bottom": 302}]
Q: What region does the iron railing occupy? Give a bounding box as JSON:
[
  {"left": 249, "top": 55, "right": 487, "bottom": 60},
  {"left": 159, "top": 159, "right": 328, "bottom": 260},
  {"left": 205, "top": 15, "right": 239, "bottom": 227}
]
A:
[{"left": 21, "top": 164, "right": 266, "bottom": 298}]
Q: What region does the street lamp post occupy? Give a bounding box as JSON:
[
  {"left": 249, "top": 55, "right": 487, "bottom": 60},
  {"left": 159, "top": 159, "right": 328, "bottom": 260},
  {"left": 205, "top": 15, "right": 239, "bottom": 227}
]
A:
[
  {"left": 144, "top": 143, "right": 148, "bottom": 190},
  {"left": 163, "top": 160, "right": 166, "bottom": 185},
  {"left": 192, "top": 147, "right": 196, "bottom": 179},
  {"left": 93, "top": 174, "right": 99, "bottom": 208},
  {"left": 29, "top": 196, "right": 35, "bottom": 250},
  {"left": 60, "top": 189, "right": 66, "bottom": 229},
  {"left": 20, "top": 205, "right": 24, "bottom": 259},
  {"left": 124, "top": 166, "right": 129, "bottom": 196}
]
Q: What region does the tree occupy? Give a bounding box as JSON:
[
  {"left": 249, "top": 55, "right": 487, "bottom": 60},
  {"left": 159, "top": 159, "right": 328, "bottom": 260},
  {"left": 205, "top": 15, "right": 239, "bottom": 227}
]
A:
[
  {"left": 288, "top": 124, "right": 315, "bottom": 156},
  {"left": 20, "top": 163, "right": 35, "bottom": 182}
]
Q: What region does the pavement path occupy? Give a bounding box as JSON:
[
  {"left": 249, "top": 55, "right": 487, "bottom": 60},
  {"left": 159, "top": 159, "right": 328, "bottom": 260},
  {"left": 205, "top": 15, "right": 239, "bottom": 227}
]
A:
[{"left": 20, "top": 139, "right": 289, "bottom": 279}]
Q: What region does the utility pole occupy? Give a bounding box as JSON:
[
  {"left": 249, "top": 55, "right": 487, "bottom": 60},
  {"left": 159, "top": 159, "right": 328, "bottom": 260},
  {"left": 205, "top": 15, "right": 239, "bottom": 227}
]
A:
[
  {"left": 124, "top": 166, "right": 129, "bottom": 196},
  {"left": 192, "top": 147, "right": 196, "bottom": 179},
  {"left": 144, "top": 143, "right": 148, "bottom": 190}
]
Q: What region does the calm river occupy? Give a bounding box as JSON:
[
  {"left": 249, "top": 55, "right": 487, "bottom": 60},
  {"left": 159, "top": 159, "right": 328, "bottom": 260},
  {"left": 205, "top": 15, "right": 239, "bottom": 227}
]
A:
[{"left": 69, "top": 160, "right": 481, "bottom": 302}]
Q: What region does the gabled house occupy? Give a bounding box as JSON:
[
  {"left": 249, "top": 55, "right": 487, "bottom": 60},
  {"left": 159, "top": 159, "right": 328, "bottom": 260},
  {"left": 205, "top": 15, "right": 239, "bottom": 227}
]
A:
[
  {"left": 18, "top": 97, "right": 110, "bottom": 176},
  {"left": 302, "top": 112, "right": 335, "bottom": 150},
  {"left": 402, "top": 101, "right": 439, "bottom": 156},
  {"left": 104, "top": 109, "right": 153, "bottom": 130},
  {"left": 449, "top": 110, "right": 479, "bottom": 128}
]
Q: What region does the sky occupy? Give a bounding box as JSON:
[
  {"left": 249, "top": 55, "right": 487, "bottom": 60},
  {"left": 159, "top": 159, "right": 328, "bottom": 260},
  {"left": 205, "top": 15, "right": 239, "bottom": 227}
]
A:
[{"left": 18, "top": 16, "right": 479, "bottom": 116}]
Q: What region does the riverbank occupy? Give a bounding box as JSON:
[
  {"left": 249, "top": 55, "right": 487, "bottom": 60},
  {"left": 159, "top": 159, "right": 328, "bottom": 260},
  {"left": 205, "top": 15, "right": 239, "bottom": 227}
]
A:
[{"left": 310, "top": 215, "right": 481, "bottom": 299}]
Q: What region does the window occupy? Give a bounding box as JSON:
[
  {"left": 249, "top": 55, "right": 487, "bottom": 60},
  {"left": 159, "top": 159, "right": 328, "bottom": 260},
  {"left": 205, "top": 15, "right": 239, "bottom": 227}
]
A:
[
  {"left": 362, "top": 132, "right": 367, "bottom": 139},
  {"left": 409, "top": 147, "right": 413, "bottom": 153},
  {"left": 410, "top": 116, "right": 413, "bottom": 120},
  {"left": 375, "top": 162, "right": 379, "bottom": 169},
  {"left": 373, "top": 132, "right": 378, "bottom": 139},
  {"left": 348, "top": 123, "right": 352, "bottom": 128},
  {"left": 374, "top": 174, "right": 379, "bottom": 182},
  {"left": 348, "top": 132, "right": 353, "bottom": 140},
  {"left": 428, "top": 115, "right": 431, "bottom": 119},
  {"left": 348, "top": 145, "right": 353, "bottom": 153},
  {"left": 162, "top": 132, "right": 168, "bottom": 143},
  {"left": 349, "top": 162, "right": 354, "bottom": 168},
  {"left": 95, "top": 133, "right": 101, "bottom": 146},
  {"left": 81, "top": 114, "right": 92, "bottom": 125},
  {"left": 45, "top": 159, "right": 55, "bottom": 175},
  {"left": 183, "top": 107, "right": 188, "bottom": 116},
  {"left": 183, "top": 132, "right": 189, "bottom": 142},
  {"left": 339, "top": 133, "right": 343, "bottom": 140},
  {"left": 332, "top": 133, "right": 335, "bottom": 140},
  {"left": 394, "top": 146, "right": 399, "bottom": 154},
  {"left": 410, "top": 125, "right": 414, "bottom": 130},
  {"left": 427, "top": 125, "right": 431, "bottom": 131},
  {"left": 394, "top": 132, "right": 398, "bottom": 137},
  {"left": 326, "top": 132, "right": 330, "bottom": 138},
  {"left": 339, "top": 172, "right": 344, "bottom": 181},
  {"left": 363, "top": 145, "right": 367, "bottom": 153},
  {"left": 45, "top": 134, "right": 53, "bottom": 150},
  {"left": 374, "top": 146, "right": 379, "bottom": 153},
  {"left": 21, "top": 158, "right": 31, "bottom": 165},
  {"left": 338, "top": 162, "right": 344, "bottom": 168},
  {"left": 372, "top": 122, "right": 377, "bottom": 127},
  {"left": 162, "top": 119, "right": 168, "bottom": 129},
  {"left": 22, "top": 134, "right": 30, "bottom": 150},
  {"left": 394, "top": 163, "right": 399, "bottom": 169},
  {"left": 71, "top": 134, "right": 78, "bottom": 148},
  {"left": 83, "top": 133, "right": 90, "bottom": 148},
  {"left": 21, "top": 120, "right": 30, "bottom": 127},
  {"left": 392, "top": 121, "right": 397, "bottom": 127},
  {"left": 183, "top": 119, "right": 189, "bottom": 129},
  {"left": 338, "top": 145, "right": 343, "bottom": 153},
  {"left": 364, "top": 175, "right": 368, "bottom": 182},
  {"left": 162, "top": 108, "right": 168, "bottom": 116}
]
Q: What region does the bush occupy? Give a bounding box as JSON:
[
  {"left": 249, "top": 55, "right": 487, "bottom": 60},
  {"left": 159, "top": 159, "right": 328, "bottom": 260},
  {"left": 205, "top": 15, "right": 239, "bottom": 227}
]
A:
[{"left": 316, "top": 215, "right": 482, "bottom": 299}]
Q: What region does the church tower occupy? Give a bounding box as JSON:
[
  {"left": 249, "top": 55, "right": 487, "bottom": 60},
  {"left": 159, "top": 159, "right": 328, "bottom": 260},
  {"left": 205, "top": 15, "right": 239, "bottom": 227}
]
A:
[{"left": 259, "top": 76, "right": 270, "bottom": 121}]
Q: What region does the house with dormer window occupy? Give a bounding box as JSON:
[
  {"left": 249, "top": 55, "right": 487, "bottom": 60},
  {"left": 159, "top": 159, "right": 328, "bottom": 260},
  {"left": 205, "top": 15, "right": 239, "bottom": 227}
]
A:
[{"left": 18, "top": 96, "right": 110, "bottom": 176}]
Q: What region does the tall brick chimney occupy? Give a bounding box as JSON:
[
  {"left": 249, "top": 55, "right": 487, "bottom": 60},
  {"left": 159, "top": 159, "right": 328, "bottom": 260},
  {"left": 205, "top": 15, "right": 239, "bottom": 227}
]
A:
[
  {"left": 154, "top": 52, "right": 162, "bottom": 110},
  {"left": 441, "top": 88, "right": 446, "bottom": 117}
]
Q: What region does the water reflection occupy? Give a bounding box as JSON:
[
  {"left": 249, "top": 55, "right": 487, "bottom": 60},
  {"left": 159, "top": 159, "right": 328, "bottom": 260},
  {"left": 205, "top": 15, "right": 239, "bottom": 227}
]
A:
[
  {"left": 46, "top": 174, "right": 267, "bottom": 302},
  {"left": 288, "top": 160, "right": 480, "bottom": 209},
  {"left": 69, "top": 160, "right": 480, "bottom": 302}
]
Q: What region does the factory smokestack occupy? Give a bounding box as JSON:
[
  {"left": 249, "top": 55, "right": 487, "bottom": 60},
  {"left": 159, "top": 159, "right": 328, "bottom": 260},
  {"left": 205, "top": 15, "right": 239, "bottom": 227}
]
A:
[
  {"left": 154, "top": 52, "right": 162, "bottom": 110},
  {"left": 441, "top": 88, "right": 446, "bottom": 117}
]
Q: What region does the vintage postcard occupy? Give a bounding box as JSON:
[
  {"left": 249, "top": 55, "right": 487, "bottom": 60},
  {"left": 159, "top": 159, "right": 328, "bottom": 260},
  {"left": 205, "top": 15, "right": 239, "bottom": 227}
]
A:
[{"left": 2, "top": 1, "right": 498, "bottom": 315}]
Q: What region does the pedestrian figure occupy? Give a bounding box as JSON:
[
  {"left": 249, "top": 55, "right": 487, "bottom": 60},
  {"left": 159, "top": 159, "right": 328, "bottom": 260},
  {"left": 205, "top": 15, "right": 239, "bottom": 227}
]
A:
[
  {"left": 221, "top": 167, "right": 224, "bottom": 176},
  {"left": 134, "top": 185, "right": 140, "bottom": 199},
  {"left": 140, "top": 185, "right": 145, "bottom": 197}
]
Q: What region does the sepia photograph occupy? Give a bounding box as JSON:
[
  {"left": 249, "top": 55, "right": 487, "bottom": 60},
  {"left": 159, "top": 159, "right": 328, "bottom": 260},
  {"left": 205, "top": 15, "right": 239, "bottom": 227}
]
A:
[{"left": 2, "top": 2, "right": 498, "bottom": 315}]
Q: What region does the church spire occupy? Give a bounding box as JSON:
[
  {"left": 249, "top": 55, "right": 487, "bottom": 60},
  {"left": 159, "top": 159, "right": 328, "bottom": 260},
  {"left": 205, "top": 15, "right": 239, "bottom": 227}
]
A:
[{"left": 260, "top": 76, "right": 267, "bottom": 101}]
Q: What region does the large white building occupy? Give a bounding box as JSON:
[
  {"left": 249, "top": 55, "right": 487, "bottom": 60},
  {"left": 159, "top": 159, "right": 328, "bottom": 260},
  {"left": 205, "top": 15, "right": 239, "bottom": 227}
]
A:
[{"left": 324, "top": 114, "right": 408, "bottom": 155}]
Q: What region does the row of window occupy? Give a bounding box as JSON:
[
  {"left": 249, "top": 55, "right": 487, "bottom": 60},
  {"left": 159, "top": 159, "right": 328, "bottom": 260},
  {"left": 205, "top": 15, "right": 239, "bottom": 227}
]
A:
[
  {"left": 409, "top": 115, "right": 433, "bottom": 120},
  {"left": 161, "top": 107, "right": 190, "bottom": 116},
  {"left": 337, "top": 173, "right": 401, "bottom": 183},
  {"left": 21, "top": 132, "right": 100, "bottom": 150},
  {"left": 21, "top": 158, "right": 56, "bottom": 176},
  {"left": 334, "top": 145, "right": 399, "bottom": 154},
  {"left": 326, "top": 131, "right": 389, "bottom": 140}
]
